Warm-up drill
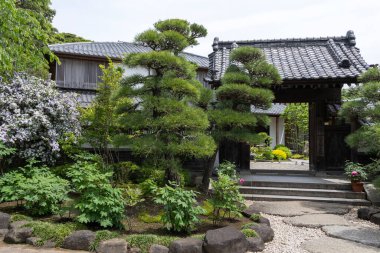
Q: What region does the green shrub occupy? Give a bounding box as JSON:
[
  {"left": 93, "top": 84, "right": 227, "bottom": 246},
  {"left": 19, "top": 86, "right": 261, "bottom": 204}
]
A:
[
  {"left": 154, "top": 184, "right": 205, "bottom": 233},
  {"left": 0, "top": 170, "right": 26, "bottom": 203},
  {"left": 26, "top": 221, "right": 82, "bottom": 247},
  {"left": 344, "top": 161, "right": 367, "bottom": 181},
  {"left": 209, "top": 175, "right": 245, "bottom": 224},
  {"left": 272, "top": 149, "right": 287, "bottom": 160},
  {"left": 112, "top": 161, "right": 139, "bottom": 184},
  {"left": 274, "top": 146, "right": 292, "bottom": 159},
  {"left": 139, "top": 179, "right": 158, "bottom": 197},
  {"left": 241, "top": 222, "right": 257, "bottom": 229},
  {"left": 126, "top": 234, "right": 179, "bottom": 253},
  {"left": 241, "top": 228, "right": 258, "bottom": 238},
  {"left": 291, "top": 154, "right": 305, "bottom": 159},
  {"left": 67, "top": 160, "right": 125, "bottom": 228},
  {"left": 11, "top": 214, "right": 32, "bottom": 222},
  {"left": 217, "top": 161, "right": 238, "bottom": 179},
  {"left": 138, "top": 212, "right": 162, "bottom": 223},
  {"left": 89, "top": 230, "right": 119, "bottom": 251},
  {"left": 249, "top": 213, "right": 261, "bottom": 222}
]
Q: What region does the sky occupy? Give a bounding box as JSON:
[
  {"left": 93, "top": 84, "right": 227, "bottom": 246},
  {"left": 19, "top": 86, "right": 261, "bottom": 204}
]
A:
[{"left": 51, "top": 0, "right": 380, "bottom": 65}]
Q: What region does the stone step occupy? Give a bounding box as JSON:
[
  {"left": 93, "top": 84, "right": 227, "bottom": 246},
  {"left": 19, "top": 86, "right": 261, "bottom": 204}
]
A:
[
  {"left": 242, "top": 194, "right": 371, "bottom": 206},
  {"left": 241, "top": 180, "right": 352, "bottom": 190},
  {"left": 239, "top": 186, "right": 366, "bottom": 199},
  {"left": 250, "top": 169, "right": 316, "bottom": 176}
]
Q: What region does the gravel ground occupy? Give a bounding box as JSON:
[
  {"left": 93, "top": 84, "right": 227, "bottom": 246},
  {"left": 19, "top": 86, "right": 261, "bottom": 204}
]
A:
[{"left": 246, "top": 201, "right": 379, "bottom": 253}]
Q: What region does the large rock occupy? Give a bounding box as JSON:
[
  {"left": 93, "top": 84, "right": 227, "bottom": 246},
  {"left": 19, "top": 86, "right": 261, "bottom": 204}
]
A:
[
  {"left": 258, "top": 217, "right": 270, "bottom": 227},
  {"left": 322, "top": 225, "right": 380, "bottom": 248},
  {"left": 364, "top": 184, "right": 380, "bottom": 207},
  {"left": 246, "top": 237, "right": 264, "bottom": 252},
  {"left": 284, "top": 214, "right": 349, "bottom": 228},
  {"left": 149, "top": 244, "right": 169, "bottom": 253},
  {"left": 4, "top": 226, "right": 33, "bottom": 244},
  {"left": 0, "top": 212, "right": 10, "bottom": 229},
  {"left": 301, "top": 237, "right": 380, "bottom": 253},
  {"left": 9, "top": 221, "right": 29, "bottom": 230},
  {"left": 130, "top": 248, "right": 141, "bottom": 253},
  {"left": 203, "top": 226, "right": 248, "bottom": 253},
  {"left": 26, "top": 237, "right": 41, "bottom": 246},
  {"left": 62, "top": 230, "right": 95, "bottom": 251},
  {"left": 242, "top": 206, "right": 261, "bottom": 218},
  {"left": 0, "top": 229, "right": 8, "bottom": 237},
  {"left": 370, "top": 213, "right": 380, "bottom": 225},
  {"left": 168, "top": 238, "right": 202, "bottom": 253},
  {"left": 97, "top": 238, "right": 128, "bottom": 253},
  {"left": 249, "top": 224, "right": 274, "bottom": 243},
  {"left": 357, "top": 208, "right": 371, "bottom": 220}
]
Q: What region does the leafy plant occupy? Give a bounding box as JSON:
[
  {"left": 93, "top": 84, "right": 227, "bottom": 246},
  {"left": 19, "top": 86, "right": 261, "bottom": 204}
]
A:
[
  {"left": 89, "top": 230, "right": 119, "bottom": 252},
  {"left": 241, "top": 222, "right": 257, "bottom": 229},
  {"left": 26, "top": 221, "right": 82, "bottom": 247},
  {"left": 272, "top": 149, "right": 287, "bottom": 161},
  {"left": 249, "top": 214, "right": 261, "bottom": 222},
  {"left": 0, "top": 170, "right": 26, "bottom": 203},
  {"left": 66, "top": 159, "right": 125, "bottom": 228},
  {"left": 11, "top": 214, "right": 32, "bottom": 222},
  {"left": 0, "top": 141, "right": 16, "bottom": 174},
  {"left": 209, "top": 175, "right": 245, "bottom": 224},
  {"left": 126, "top": 234, "right": 179, "bottom": 253},
  {"left": 241, "top": 228, "right": 258, "bottom": 238},
  {"left": 344, "top": 161, "right": 368, "bottom": 182},
  {"left": 217, "top": 161, "right": 238, "bottom": 180},
  {"left": 153, "top": 183, "right": 205, "bottom": 233}
]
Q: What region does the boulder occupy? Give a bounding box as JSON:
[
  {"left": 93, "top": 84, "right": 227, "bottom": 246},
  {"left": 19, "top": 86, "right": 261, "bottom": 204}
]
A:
[
  {"left": 0, "top": 212, "right": 10, "bottom": 229},
  {"left": 258, "top": 217, "right": 270, "bottom": 227},
  {"left": 149, "top": 244, "right": 169, "bottom": 253},
  {"left": 370, "top": 213, "right": 380, "bottom": 226},
  {"left": 368, "top": 207, "right": 380, "bottom": 218},
  {"left": 0, "top": 229, "right": 8, "bottom": 237},
  {"left": 357, "top": 208, "right": 370, "bottom": 220},
  {"left": 247, "top": 237, "right": 265, "bottom": 252},
  {"left": 168, "top": 238, "right": 202, "bottom": 253},
  {"left": 8, "top": 221, "right": 29, "bottom": 230},
  {"left": 26, "top": 237, "right": 41, "bottom": 246},
  {"left": 42, "top": 240, "right": 56, "bottom": 248},
  {"left": 62, "top": 230, "right": 95, "bottom": 251},
  {"left": 4, "top": 226, "right": 33, "bottom": 244},
  {"left": 97, "top": 238, "right": 128, "bottom": 253},
  {"left": 364, "top": 184, "right": 380, "bottom": 207},
  {"left": 242, "top": 206, "right": 261, "bottom": 218},
  {"left": 203, "top": 226, "right": 248, "bottom": 253},
  {"left": 249, "top": 224, "right": 274, "bottom": 243}
]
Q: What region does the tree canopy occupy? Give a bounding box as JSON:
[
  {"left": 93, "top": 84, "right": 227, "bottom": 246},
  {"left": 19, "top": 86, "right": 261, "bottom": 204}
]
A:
[{"left": 114, "top": 19, "right": 215, "bottom": 183}]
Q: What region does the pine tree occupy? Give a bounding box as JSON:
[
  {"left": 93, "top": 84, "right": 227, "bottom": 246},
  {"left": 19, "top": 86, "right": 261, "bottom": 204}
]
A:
[
  {"left": 340, "top": 67, "right": 380, "bottom": 157},
  {"left": 202, "top": 46, "right": 281, "bottom": 190},
  {"left": 114, "top": 19, "right": 216, "bottom": 183}
]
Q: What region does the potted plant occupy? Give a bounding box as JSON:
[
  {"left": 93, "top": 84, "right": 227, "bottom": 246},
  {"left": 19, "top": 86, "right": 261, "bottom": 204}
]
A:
[{"left": 344, "top": 161, "right": 368, "bottom": 192}]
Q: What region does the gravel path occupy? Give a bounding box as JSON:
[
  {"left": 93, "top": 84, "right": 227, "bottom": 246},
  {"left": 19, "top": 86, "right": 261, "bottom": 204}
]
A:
[{"left": 246, "top": 201, "right": 379, "bottom": 253}]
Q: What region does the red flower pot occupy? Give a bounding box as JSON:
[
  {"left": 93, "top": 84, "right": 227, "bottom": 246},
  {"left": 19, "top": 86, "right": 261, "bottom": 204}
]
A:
[{"left": 351, "top": 181, "right": 364, "bottom": 192}]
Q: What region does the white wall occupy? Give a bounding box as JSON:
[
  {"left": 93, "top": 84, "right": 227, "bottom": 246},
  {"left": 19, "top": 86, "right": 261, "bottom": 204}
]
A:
[{"left": 269, "top": 116, "right": 285, "bottom": 148}]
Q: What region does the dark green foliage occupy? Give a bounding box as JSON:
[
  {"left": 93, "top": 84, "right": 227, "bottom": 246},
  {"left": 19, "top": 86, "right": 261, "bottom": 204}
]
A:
[
  {"left": 66, "top": 156, "right": 125, "bottom": 228},
  {"left": 26, "top": 221, "right": 83, "bottom": 247},
  {"left": 249, "top": 214, "right": 262, "bottom": 222},
  {"left": 0, "top": 141, "right": 16, "bottom": 174},
  {"left": 11, "top": 214, "right": 32, "bottom": 222},
  {"left": 340, "top": 67, "right": 380, "bottom": 157},
  {"left": 217, "top": 161, "right": 238, "bottom": 179},
  {"left": 51, "top": 32, "right": 90, "bottom": 44},
  {"left": 241, "top": 228, "right": 258, "bottom": 238},
  {"left": 114, "top": 19, "right": 215, "bottom": 183},
  {"left": 126, "top": 234, "right": 179, "bottom": 253},
  {"left": 209, "top": 175, "right": 245, "bottom": 224},
  {"left": 153, "top": 183, "right": 205, "bottom": 233},
  {"left": 89, "top": 230, "right": 119, "bottom": 251},
  {"left": 283, "top": 103, "right": 309, "bottom": 154}
]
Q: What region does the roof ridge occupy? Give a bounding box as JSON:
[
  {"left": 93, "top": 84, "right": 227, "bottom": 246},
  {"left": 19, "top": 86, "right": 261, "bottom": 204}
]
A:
[
  {"left": 216, "top": 36, "right": 347, "bottom": 45},
  {"left": 49, "top": 41, "right": 138, "bottom": 47},
  {"left": 181, "top": 51, "right": 208, "bottom": 59}
]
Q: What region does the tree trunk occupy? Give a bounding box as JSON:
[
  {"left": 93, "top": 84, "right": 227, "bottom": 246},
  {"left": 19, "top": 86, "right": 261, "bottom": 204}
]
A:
[{"left": 201, "top": 150, "right": 218, "bottom": 192}]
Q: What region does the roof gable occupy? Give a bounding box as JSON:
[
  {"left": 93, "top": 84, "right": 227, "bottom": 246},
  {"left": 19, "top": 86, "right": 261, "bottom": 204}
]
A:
[
  {"left": 49, "top": 42, "right": 209, "bottom": 69},
  {"left": 206, "top": 31, "right": 369, "bottom": 83}
]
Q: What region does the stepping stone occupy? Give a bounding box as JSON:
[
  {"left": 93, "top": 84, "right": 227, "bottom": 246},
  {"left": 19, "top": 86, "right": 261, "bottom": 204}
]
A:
[
  {"left": 322, "top": 225, "right": 380, "bottom": 248},
  {"left": 284, "top": 214, "right": 349, "bottom": 228},
  {"left": 302, "top": 237, "right": 380, "bottom": 253},
  {"left": 247, "top": 201, "right": 350, "bottom": 216}
]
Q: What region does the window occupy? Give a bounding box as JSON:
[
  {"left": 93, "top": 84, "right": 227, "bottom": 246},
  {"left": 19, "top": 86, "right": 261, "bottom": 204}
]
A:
[{"left": 56, "top": 58, "right": 104, "bottom": 90}]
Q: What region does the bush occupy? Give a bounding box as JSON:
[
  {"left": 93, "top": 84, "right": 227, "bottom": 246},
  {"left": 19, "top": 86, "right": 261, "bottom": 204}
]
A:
[
  {"left": 241, "top": 222, "right": 257, "bottom": 229},
  {"left": 11, "top": 214, "right": 32, "bottom": 222},
  {"left": 274, "top": 146, "right": 292, "bottom": 159},
  {"left": 0, "top": 170, "right": 26, "bottom": 203},
  {"left": 153, "top": 183, "right": 204, "bottom": 233},
  {"left": 89, "top": 230, "right": 119, "bottom": 251},
  {"left": 241, "top": 228, "right": 258, "bottom": 238},
  {"left": 126, "top": 234, "right": 179, "bottom": 253},
  {"left": 26, "top": 221, "right": 82, "bottom": 247},
  {"left": 272, "top": 149, "right": 287, "bottom": 160},
  {"left": 209, "top": 175, "right": 245, "bottom": 224},
  {"left": 291, "top": 154, "right": 305, "bottom": 159},
  {"left": 344, "top": 161, "right": 367, "bottom": 182},
  {"left": 139, "top": 179, "right": 158, "bottom": 197},
  {"left": 249, "top": 214, "right": 261, "bottom": 222},
  {"left": 217, "top": 161, "right": 238, "bottom": 179},
  {"left": 67, "top": 159, "right": 125, "bottom": 228}
]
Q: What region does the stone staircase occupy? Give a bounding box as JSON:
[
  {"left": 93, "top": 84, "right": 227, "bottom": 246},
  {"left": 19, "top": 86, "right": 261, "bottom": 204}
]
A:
[{"left": 239, "top": 172, "right": 371, "bottom": 206}]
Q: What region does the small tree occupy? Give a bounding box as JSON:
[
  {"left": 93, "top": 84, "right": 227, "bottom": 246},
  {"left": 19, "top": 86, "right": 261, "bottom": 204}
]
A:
[
  {"left": 114, "top": 19, "right": 216, "bottom": 183},
  {"left": 81, "top": 60, "right": 124, "bottom": 164},
  {"left": 283, "top": 103, "right": 309, "bottom": 154},
  {"left": 0, "top": 74, "right": 81, "bottom": 164},
  {"left": 202, "top": 47, "right": 281, "bottom": 190}
]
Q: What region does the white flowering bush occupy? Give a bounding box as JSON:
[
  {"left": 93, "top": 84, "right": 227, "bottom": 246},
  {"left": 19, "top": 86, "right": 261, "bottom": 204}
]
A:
[{"left": 0, "top": 74, "right": 81, "bottom": 164}]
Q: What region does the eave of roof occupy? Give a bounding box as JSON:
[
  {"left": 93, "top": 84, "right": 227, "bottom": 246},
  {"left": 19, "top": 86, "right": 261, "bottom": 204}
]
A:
[
  {"left": 48, "top": 42, "right": 209, "bottom": 69},
  {"left": 206, "top": 30, "right": 369, "bottom": 84}
]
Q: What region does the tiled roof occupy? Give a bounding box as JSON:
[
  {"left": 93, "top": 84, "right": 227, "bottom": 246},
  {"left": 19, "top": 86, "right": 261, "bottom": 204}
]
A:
[
  {"left": 206, "top": 31, "right": 369, "bottom": 83},
  {"left": 61, "top": 89, "right": 97, "bottom": 107},
  {"left": 251, "top": 103, "right": 287, "bottom": 116},
  {"left": 49, "top": 42, "right": 208, "bottom": 68}
]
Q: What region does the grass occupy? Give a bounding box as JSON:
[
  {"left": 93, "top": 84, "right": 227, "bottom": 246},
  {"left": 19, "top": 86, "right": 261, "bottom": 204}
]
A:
[
  {"left": 241, "top": 228, "right": 258, "bottom": 238},
  {"left": 11, "top": 214, "right": 33, "bottom": 222},
  {"left": 25, "top": 221, "right": 84, "bottom": 247},
  {"left": 125, "top": 234, "right": 179, "bottom": 253},
  {"left": 241, "top": 222, "right": 257, "bottom": 230},
  {"left": 89, "top": 230, "right": 119, "bottom": 251},
  {"left": 249, "top": 213, "right": 261, "bottom": 222},
  {"left": 137, "top": 212, "right": 162, "bottom": 223}
]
